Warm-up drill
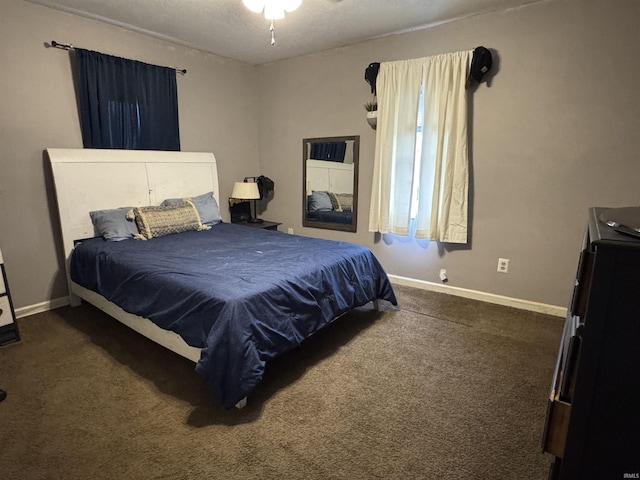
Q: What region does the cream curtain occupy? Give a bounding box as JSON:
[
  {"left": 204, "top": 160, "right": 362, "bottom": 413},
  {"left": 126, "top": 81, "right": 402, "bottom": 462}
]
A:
[{"left": 369, "top": 50, "right": 472, "bottom": 243}]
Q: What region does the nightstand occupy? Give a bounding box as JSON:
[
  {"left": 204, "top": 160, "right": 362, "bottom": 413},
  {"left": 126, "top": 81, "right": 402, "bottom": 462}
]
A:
[
  {"left": 0, "top": 247, "right": 20, "bottom": 346},
  {"left": 235, "top": 220, "right": 281, "bottom": 231}
]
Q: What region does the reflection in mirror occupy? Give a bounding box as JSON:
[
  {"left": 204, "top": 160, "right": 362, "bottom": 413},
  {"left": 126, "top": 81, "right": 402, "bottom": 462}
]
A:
[{"left": 302, "top": 135, "right": 359, "bottom": 232}]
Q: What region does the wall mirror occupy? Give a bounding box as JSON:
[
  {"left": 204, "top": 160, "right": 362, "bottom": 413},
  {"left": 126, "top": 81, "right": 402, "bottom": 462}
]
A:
[{"left": 302, "top": 135, "right": 359, "bottom": 232}]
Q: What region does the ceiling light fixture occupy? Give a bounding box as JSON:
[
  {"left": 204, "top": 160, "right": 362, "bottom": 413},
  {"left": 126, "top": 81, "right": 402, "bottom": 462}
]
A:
[{"left": 243, "top": 0, "right": 302, "bottom": 45}]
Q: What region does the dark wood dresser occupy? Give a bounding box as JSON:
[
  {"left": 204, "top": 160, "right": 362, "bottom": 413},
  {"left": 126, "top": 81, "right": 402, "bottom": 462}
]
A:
[{"left": 543, "top": 207, "right": 640, "bottom": 479}]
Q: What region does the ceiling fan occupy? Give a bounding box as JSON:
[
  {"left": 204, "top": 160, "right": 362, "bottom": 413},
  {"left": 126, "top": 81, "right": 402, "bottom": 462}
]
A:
[{"left": 243, "top": 0, "right": 342, "bottom": 45}]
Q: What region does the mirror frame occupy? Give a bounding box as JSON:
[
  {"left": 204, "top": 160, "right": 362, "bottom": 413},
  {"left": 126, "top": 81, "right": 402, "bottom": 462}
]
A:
[{"left": 302, "top": 135, "right": 359, "bottom": 233}]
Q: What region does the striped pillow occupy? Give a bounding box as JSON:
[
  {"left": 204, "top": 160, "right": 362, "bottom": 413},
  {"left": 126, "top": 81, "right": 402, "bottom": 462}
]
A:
[
  {"left": 328, "top": 192, "right": 353, "bottom": 212},
  {"left": 128, "top": 200, "right": 210, "bottom": 240}
]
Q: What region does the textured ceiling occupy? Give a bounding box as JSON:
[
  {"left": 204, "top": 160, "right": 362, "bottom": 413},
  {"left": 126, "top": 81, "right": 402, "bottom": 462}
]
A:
[{"left": 28, "top": 0, "right": 544, "bottom": 64}]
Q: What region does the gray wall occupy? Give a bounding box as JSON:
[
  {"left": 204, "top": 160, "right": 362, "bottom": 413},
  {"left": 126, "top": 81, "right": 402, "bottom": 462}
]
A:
[
  {"left": 256, "top": 0, "right": 640, "bottom": 307},
  {"left": 0, "top": 0, "right": 259, "bottom": 309},
  {"left": 2, "top": 0, "right": 640, "bottom": 312}
]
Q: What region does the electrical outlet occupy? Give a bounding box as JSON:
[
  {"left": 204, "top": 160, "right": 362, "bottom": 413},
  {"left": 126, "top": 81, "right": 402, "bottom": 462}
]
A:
[
  {"left": 497, "top": 258, "right": 509, "bottom": 273},
  {"left": 439, "top": 269, "right": 448, "bottom": 282},
  {"left": 287, "top": 227, "right": 294, "bottom": 234}
]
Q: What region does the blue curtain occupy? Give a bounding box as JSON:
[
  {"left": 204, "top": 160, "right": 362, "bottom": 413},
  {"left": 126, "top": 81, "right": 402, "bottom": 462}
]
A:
[
  {"left": 310, "top": 142, "right": 346, "bottom": 162},
  {"left": 75, "top": 49, "right": 180, "bottom": 150}
]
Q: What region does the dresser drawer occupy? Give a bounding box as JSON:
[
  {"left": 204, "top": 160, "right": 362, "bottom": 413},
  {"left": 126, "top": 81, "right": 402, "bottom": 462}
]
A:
[
  {"left": 569, "top": 249, "right": 594, "bottom": 319},
  {"left": 543, "top": 391, "right": 571, "bottom": 458},
  {"left": 543, "top": 315, "right": 575, "bottom": 459},
  {"left": 0, "top": 295, "right": 14, "bottom": 327},
  {"left": 0, "top": 271, "right": 6, "bottom": 295}
]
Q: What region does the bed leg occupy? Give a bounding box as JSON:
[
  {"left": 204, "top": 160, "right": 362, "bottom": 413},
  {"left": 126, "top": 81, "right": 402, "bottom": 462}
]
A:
[
  {"left": 235, "top": 397, "right": 247, "bottom": 409},
  {"left": 373, "top": 299, "right": 380, "bottom": 311}
]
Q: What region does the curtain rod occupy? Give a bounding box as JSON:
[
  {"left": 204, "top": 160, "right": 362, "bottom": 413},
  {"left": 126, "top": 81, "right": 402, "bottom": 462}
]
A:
[{"left": 48, "top": 40, "right": 187, "bottom": 75}]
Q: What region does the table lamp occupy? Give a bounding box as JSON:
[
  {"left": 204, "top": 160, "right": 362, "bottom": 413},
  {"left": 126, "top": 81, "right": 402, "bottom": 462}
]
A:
[{"left": 231, "top": 181, "right": 263, "bottom": 223}]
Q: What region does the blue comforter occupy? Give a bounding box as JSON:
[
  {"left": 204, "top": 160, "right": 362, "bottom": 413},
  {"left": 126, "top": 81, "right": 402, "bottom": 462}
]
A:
[{"left": 71, "top": 223, "right": 397, "bottom": 408}]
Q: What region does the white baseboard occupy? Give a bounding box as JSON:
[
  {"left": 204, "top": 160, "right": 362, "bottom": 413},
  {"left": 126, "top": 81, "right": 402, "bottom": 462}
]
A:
[
  {"left": 388, "top": 274, "right": 567, "bottom": 318},
  {"left": 15, "top": 278, "right": 567, "bottom": 320},
  {"left": 15, "top": 296, "right": 70, "bottom": 319}
]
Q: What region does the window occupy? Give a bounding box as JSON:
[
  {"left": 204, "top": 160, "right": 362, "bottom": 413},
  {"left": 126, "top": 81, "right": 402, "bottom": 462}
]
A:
[
  {"left": 369, "top": 51, "right": 472, "bottom": 244},
  {"left": 74, "top": 48, "right": 180, "bottom": 150},
  {"left": 409, "top": 86, "right": 425, "bottom": 221}
]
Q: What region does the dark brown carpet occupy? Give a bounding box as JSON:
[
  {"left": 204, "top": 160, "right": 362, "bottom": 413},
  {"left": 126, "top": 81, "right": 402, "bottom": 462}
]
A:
[{"left": 0, "top": 284, "right": 562, "bottom": 479}]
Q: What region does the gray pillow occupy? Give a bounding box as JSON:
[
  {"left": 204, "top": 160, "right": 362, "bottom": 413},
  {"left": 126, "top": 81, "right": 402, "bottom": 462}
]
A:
[
  {"left": 90, "top": 207, "right": 139, "bottom": 241},
  {"left": 162, "top": 191, "right": 222, "bottom": 225},
  {"left": 308, "top": 191, "right": 333, "bottom": 213}
]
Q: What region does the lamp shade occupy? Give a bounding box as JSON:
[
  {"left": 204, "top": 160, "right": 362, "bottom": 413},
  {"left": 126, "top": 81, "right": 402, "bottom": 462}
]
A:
[
  {"left": 264, "top": 3, "right": 285, "bottom": 19},
  {"left": 242, "top": 0, "right": 265, "bottom": 13},
  {"left": 242, "top": 0, "right": 301, "bottom": 18},
  {"left": 231, "top": 181, "right": 260, "bottom": 200},
  {"left": 283, "top": 0, "right": 302, "bottom": 12}
]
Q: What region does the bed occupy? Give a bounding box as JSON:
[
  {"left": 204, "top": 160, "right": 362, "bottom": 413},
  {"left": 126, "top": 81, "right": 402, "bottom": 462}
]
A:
[
  {"left": 305, "top": 159, "right": 355, "bottom": 225},
  {"left": 306, "top": 206, "right": 353, "bottom": 224},
  {"left": 48, "top": 148, "right": 397, "bottom": 409}
]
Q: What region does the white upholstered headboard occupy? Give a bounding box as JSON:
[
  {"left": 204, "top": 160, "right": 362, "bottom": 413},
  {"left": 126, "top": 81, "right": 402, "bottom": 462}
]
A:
[{"left": 48, "top": 148, "right": 220, "bottom": 299}]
